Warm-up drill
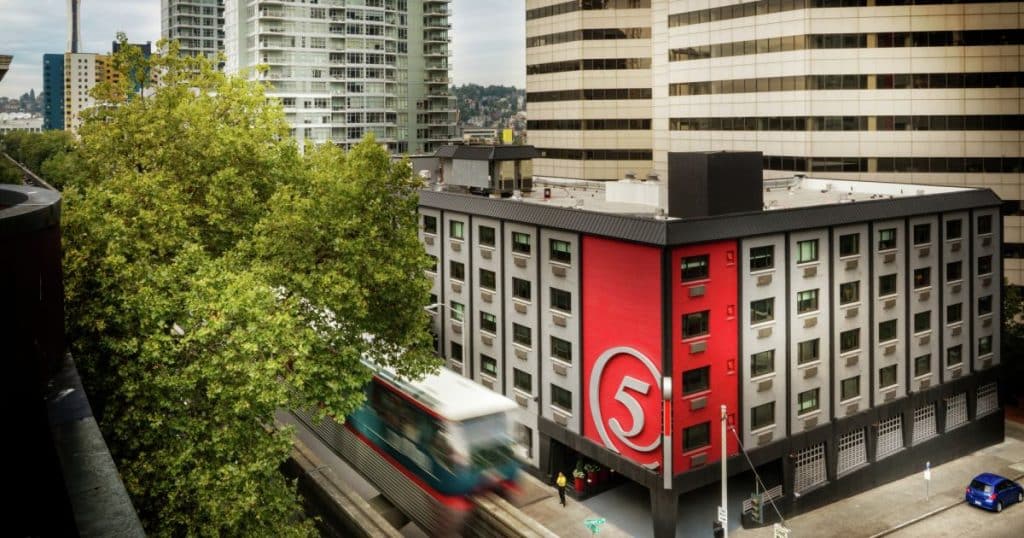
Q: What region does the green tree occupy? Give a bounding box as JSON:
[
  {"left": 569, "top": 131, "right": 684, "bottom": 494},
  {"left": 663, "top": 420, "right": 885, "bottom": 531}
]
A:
[{"left": 61, "top": 36, "right": 437, "bottom": 536}]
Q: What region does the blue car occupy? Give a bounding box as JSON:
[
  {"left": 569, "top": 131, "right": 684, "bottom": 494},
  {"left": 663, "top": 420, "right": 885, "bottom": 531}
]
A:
[{"left": 965, "top": 473, "right": 1024, "bottom": 513}]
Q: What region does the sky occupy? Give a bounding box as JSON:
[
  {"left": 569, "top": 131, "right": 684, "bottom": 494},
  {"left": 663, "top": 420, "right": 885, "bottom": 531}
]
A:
[{"left": 0, "top": 0, "right": 525, "bottom": 99}]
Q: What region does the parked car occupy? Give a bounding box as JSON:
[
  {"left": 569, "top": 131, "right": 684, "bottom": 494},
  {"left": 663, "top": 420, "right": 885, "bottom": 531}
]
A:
[{"left": 965, "top": 473, "right": 1024, "bottom": 512}]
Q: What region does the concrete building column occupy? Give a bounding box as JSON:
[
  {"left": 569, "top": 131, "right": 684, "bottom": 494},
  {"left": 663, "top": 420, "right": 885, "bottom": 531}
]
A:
[{"left": 649, "top": 486, "right": 678, "bottom": 538}]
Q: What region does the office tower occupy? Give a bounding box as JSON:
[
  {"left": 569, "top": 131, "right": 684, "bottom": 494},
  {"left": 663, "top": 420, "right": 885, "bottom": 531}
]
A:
[
  {"left": 68, "top": 0, "right": 81, "bottom": 53},
  {"left": 223, "top": 0, "right": 456, "bottom": 153},
  {"left": 525, "top": 0, "right": 1023, "bottom": 282},
  {"left": 161, "top": 0, "right": 225, "bottom": 60},
  {"left": 43, "top": 54, "right": 65, "bottom": 130}
]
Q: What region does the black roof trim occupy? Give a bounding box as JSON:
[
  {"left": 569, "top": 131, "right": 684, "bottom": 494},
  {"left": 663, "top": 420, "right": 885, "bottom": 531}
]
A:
[
  {"left": 419, "top": 188, "right": 1001, "bottom": 246},
  {"left": 433, "top": 145, "right": 540, "bottom": 161},
  {"left": 0, "top": 185, "right": 62, "bottom": 235}
]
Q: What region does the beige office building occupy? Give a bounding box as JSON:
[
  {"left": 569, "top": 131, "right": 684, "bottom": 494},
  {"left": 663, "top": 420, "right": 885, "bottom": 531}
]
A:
[{"left": 525, "top": 0, "right": 1023, "bottom": 281}]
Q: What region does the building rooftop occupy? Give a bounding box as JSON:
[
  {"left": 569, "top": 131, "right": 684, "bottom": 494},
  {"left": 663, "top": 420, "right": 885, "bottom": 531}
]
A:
[{"left": 487, "top": 175, "right": 973, "bottom": 218}]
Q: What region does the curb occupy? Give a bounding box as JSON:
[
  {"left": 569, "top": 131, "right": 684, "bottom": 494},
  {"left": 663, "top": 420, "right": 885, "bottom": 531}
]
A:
[{"left": 869, "top": 472, "right": 1024, "bottom": 538}]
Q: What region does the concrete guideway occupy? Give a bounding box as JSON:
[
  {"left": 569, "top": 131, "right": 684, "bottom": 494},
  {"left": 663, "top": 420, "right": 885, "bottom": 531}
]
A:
[
  {"left": 281, "top": 410, "right": 628, "bottom": 537},
  {"left": 733, "top": 420, "right": 1024, "bottom": 538}
]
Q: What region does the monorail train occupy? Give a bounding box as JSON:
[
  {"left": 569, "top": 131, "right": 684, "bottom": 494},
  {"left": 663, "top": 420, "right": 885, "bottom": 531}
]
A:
[{"left": 295, "top": 364, "right": 520, "bottom": 535}]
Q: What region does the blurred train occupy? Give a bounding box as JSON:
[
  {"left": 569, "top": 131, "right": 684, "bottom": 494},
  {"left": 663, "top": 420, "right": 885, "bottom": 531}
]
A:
[{"left": 294, "top": 363, "right": 520, "bottom": 535}]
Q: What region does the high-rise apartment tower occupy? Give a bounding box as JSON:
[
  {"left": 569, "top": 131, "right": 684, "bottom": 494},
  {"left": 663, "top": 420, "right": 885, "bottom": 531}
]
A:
[
  {"left": 525, "top": 0, "right": 1023, "bottom": 281},
  {"left": 224, "top": 0, "right": 456, "bottom": 153},
  {"left": 161, "top": 0, "right": 225, "bottom": 60}
]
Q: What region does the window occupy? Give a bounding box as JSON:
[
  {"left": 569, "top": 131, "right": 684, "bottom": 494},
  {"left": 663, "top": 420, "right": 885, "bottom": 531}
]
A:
[
  {"left": 513, "top": 368, "right": 532, "bottom": 392},
  {"left": 479, "top": 269, "right": 496, "bottom": 290},
  {"left": 512, "top": 232, "right": 531, "bottom": 254},
  {"left": 450, "top": 261, "right": 465, "bottom": 281},
  {"left": 450, "top": 301, "right": 464, "bottom": 322},
  {"left": 750, "top": 245, "right": 774, "bottom": 271},
  {"left": 978, "top": 335, "right": 993, "bottom": 356},
  {"left": 977, "top": 255, "right": 992, "bottom": 275},
  {"left": 682, "top": 366, "right": 710, "bottom": 395},
  {"left": 751, "top": 402, "right": 775, "bottom": 430},
  {"left": 947, "top": 303, "right": 963, "bottom": 323},
  {"left": 550, "top": 336, "right": 572, "bottom": 362},
  {"left": 946, "top": 219, "right": 962, "bottom": 240},
  {"left": 879, "top": 365, "right": 897, "bottom": 388},
  {"left": 798, "top": 339, "right": 820, "bottom": 365},
  {"left": 879, "top": 274, "right": 897, "bottom": 296},
  {"left": 423, "top": 215, "right": 437, "bottom": 234},
  {"left": 839, "top": 233, "right": 860, "bottom": 257},
  {"left": 913, "top": 223, "right": 931, "bottom": 245},
  {"left": 840, "top": 281, "right": 860, "bottom": 304},
  {"left": 840, "top": 329, "right": 860, "bottom": 353},
  {"left": 481, "top": 354, "right": 498, "bottom": 377},
  {"left": 879, "top": 319, "right": 898, "bottom": 342},
  {"left": 551, "top": 385, "right": 572, "bottom": 411},
  {"left": 878, "top": 228, "right": 897, "bottom": 250},
  {"left": 841, "top": 376, "right": 860, "bottom": 401},
  {"left": 751, "top": 350, "right": 775, "bottom": 377},
  {"left": 450, "top": 219, "right": 464, "bottom": 240},
  {"left": 796, "top": 239, "right": 818, "bottom": 263},
  {"left": 914, "top": 354, "right": 932, "bottom": 377},
  {"left": 550, "top": 239, "right": 571, "bottom": 263},
  {"left": 946, "top": 345, "right": 962, "bottom": 366},
  {"left": 914, "top": 311, "right": 931, "bottom": 333},
  {"left": 550, "top": 288, "right": 572, "bottom": 312},
  {"left": 512, "top": 278, "right": 531, "bottom": 301},
  {"left": 946, "top": 261, "right": 963, "bottom": 282},
  {"left": 480, "top": 311, "right": 497, "bottom": 333},
  {"left": 682, "top": 255, "right": 710, "bottom": 281},
  {"left": 450, "top": 342, "right": 463, "bottom": 362},
  {"left": 912, "top": 267, "right": 931, "bottom": 289},
  {"left": 796, "top": 289, "right": 819, "bottom": 314},
  {"left": 513, "top": 323, "right": 531, "bottom": 346},
  {"left": 683, "top": 422, "right": 711, "bottom": 451},
  {"left": 751, "top": 298, "right": 775, "bottom": 324},
  {"left": 479, "top": 225, "right": 496, "bottom": 247},
  {"left": 683, "top": 311, "right": 710, "bottom": 338},
  {"left": 977, "top": 214, "right": 992, "bottom": 235},
  {"left": 798, "top": 388, "right": 820, "bottom": 415},
  {"left": 978, "top": 295, "right": 993, "bottom": 315}
]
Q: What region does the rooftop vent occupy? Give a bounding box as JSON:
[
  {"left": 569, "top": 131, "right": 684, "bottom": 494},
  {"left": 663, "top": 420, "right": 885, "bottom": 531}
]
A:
[{"left": 624, "top": 171, "right": 637, "bottom": 181}]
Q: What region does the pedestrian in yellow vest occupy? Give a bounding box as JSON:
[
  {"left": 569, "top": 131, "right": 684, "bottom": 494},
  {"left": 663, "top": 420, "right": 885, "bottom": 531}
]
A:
[{"left": 556, "top": 471, "right": 567, "bottom": 507}]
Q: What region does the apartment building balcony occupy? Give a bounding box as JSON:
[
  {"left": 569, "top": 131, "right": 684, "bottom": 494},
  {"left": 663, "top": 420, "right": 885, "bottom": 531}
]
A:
[{"left": 258, "top": 9, "right": 285, "bottom": 19}]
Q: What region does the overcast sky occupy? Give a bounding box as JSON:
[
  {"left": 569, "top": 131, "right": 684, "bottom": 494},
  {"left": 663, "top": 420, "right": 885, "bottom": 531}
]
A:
[{"left": 0, "top": 0, "right": 525, "bottom": 99}]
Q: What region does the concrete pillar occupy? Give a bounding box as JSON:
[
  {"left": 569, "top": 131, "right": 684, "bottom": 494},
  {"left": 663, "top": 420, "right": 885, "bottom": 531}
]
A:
[{"left": 649, "top": 486, "right": 678, "bottom": 538}]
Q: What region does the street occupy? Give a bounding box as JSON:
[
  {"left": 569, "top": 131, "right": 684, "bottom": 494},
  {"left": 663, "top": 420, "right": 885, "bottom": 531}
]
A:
[{"left": 889, "top": 501, "right": 1024, "bottom": 538}]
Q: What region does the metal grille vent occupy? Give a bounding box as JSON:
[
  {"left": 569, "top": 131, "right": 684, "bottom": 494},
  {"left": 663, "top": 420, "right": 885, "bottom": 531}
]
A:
[
  {"left": 793, "top": 443, "right": 827, "bottom": 493},
  {"left": 976, "top": 383, "right": 998, "bottom": 417},
  {"left": 876, "top": 414, "right": 904, "bottom": 460},
  {"left": 912, "top": 403, "right": 937, "bottom": 445},
  {"left": 945, "top": 393, "right": 968, "bottom": 431},
  {"left": 836, "top": 428, "right": 867, "bottom": 477}
]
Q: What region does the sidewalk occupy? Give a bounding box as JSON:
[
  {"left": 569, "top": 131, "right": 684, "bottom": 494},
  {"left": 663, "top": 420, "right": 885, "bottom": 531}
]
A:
[
  {"left": 733, "top": 421, "right": 1024, "bottom": 538},
  {"left": 510, "top": 471, "right": 633, "bottom": 537}
]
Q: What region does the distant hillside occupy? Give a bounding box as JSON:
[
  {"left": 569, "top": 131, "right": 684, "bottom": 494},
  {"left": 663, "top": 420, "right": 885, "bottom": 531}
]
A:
[{"left": 452, "top": 84, "right": 523, "bottom": 129}]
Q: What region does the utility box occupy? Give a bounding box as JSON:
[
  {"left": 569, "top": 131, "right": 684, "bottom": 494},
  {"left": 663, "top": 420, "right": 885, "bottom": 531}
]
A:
[{"left": 667, "top": 151, "right": 763, "bottom": 218}]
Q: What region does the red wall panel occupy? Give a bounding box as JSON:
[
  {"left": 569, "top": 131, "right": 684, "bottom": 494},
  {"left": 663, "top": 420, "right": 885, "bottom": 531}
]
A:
[
  {"left": 672, "top": 241, "right": 739, "bottom": 473},
  {"left": 582, "top": 236, "right": 664, "bottom": 470}
]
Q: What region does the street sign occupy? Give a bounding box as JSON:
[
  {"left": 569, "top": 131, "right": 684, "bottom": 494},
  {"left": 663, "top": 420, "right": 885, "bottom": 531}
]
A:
[
  {"left": 717, "top": 505, "right": 728, "bottom": 523},
  {"left": 773, "top": 523, "right": 791, "bottom": 538}
]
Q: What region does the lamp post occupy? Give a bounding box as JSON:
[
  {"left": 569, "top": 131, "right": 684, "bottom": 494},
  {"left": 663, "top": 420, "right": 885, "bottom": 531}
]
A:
[{"left": 425, "top": 302, "right": 465, "bottom": 371}]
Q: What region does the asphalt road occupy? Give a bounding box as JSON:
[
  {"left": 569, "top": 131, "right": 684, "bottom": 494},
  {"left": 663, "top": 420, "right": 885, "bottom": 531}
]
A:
[{"left": 889, "top": 499, "right": 1024, "bottom": 538}]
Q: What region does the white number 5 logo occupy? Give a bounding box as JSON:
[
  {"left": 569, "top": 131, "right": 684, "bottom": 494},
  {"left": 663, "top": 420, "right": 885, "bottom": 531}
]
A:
[{"left": 590, "top": 347, "right": 662, "bottom": 454}]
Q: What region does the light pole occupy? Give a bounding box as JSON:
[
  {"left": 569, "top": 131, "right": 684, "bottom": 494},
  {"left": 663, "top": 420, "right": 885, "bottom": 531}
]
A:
[{"left": 425, "top": 302, "right": 465, "bottom": 370}]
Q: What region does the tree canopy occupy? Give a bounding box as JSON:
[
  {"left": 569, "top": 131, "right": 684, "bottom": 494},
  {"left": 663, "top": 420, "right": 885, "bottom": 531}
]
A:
[{"left": 58, "top": 36, "right": 438, "bottom": 536}]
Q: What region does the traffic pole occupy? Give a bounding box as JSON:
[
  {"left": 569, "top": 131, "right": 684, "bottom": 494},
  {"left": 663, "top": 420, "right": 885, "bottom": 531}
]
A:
[{"left": 721, "top": 404, "right": 728, "bottom": 538}]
